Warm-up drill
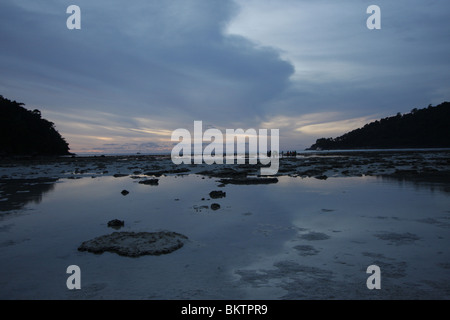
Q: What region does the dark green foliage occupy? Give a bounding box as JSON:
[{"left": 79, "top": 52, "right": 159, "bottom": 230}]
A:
[
  {"left": 0, "top": 95, "right": 70, "bottom": 155},
  {"left": 308, "top": 102, "right": 450, "bottom": 150}
]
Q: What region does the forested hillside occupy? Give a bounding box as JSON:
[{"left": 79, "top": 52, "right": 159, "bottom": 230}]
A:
[
  {"left": 0, "top": 95, "right": 70, "bottom": 155},
  {"left": 308, "top": 102, "right": 450, "bottom": 150}
]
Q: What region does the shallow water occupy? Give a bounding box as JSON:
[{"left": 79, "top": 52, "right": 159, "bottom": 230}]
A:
[{"left": 0, "top": 174, "right": 449, "bottom": 299}]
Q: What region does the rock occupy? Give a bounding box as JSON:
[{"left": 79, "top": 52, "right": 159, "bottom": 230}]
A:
[
  {"left": 113, "top": 173, "right": 129, "bottom": 178},
  {"left": 210, "top": 203, "right": 221, "bottom": 211},
  {"left": 209, "top": 190, "right": 226, "bottom": 199},
  {"left": 193, "top": 205, "right": 209, "bottom": 212},
  {"left": 107, "top": 219, "right": 124, "bottom": 229},
  {"left": 144, "top": 168, "right": 190, "bottom": 177},
  {"left": 218, "top": 177, "right": 278, "bottom": 185},
  {"left": 299, "top": 232, "right": 330, "bottom": 241},
  {"left": 121, "top": 190, "right": 129, "bottom": 196},
  {"left": 139, "top": 179, "right": 159, "bottom": 186},
  {"left": 298, "top": 169, "right": 325, "bottom": 177},
  {"left": 78, "top": 231, "right": 188, "bottom": 257},
  {"left": 198, "top": 168, "right": 247, "bottom": 178},
  {"left": 374, "top": 232, "right": 420, "bottom": 245},
  {"left": 143, "top": 171, "right": 163, "bottom": 177}
]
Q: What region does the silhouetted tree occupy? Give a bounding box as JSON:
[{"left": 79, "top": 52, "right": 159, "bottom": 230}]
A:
[
  {"left": 0, "top": 95, "right": 70, "bottom": 155},
  {"left": 307, "top": 102, "right": 450, "bottom": 150}
]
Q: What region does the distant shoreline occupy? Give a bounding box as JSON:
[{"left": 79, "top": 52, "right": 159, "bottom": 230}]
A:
[
  {"left": 58, "top": 147, "right": 450, "bottom": 158},
  {"left": 3, "top": 147, "right": 450, "bottom": 160},
  {"left": 1, "top": 149, "right": 450, "bottom": 187}
]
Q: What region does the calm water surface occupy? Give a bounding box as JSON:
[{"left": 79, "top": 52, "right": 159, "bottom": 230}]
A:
[{"left": 0, "top": 174, "right": 449, "bottom": 299}]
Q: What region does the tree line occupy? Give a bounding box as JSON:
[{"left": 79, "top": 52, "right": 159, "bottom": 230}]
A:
[
  {"left": 307, "top": 102, "right": 450, "bottom": 150},
  {"left": 0, "top": 95, "right": 70, "bottom": 155}
]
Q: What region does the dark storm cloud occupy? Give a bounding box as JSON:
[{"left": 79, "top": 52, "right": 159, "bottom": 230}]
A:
[
  {"left": 0, "top": 0, "right": 294, "bottom": 126},
  {"left": 230, "top": 2, "right": 450, "bottom": 113},
  {"left": 1, "top": 0, "right": 450, "bottom": 152}
]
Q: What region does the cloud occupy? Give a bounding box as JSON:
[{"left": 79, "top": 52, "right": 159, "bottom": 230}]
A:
[
  {"left": 0, "top": 0, "right": 294, "bottom": 123},
  {"left": 1, "top": 0, "right": 450, "bottom": 152},
  {"left": 0, "top": 0, "right": 298, "bottom": 152},
  {"left": 295, "top": 116, "right": 377, "bottom": 137},
  {"left": 257, "top": 112, "right": 379, "bottom": 150},
  {"left": 80, "top": 142, "right": 168, "bottom": 154},
  {"left": 228, "top": 0, "right": 450, "bottom": 116}
]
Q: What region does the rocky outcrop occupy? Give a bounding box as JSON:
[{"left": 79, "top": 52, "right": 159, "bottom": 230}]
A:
[
  {"left": 210, "top": 203, "right": 221, "bottom": 211},
  {"left": 78, "top": 231, "right": 188, "bottom": 257},
  {"left": 218, "top": 177, "right": 278, "bottom": 185},
  {"left": 138, "top": 179, "right": 159, "bottom": 186},
  {"left": 107, "top": 219, "right": 124, "bottom": 229},
  {"left": 209, "top": 190, "right": 226, "bottom": 199}
]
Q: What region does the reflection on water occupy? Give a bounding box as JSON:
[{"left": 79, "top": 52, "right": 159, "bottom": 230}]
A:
[
  {"left": 0, "top": 178, "right": 58, "bottom": 213},
  {"left": 378, "top": 175, "right": 450, "bottom": 194},
  {"left": 0, "top": 174, "right": 449, "bottom": 299}
]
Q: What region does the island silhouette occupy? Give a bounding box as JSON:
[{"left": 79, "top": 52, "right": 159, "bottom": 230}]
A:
[
  {"left": 0, "top": 95, "right": 70, "bottom": 156},
  {"left": 308, "top": 102, "right": 450, "bottom": 150}
]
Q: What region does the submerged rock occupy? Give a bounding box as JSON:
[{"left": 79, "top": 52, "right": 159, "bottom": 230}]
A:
[
  {"left": 299, "top": 232, "right": 330, "bottom": 241},
  {"left": 374, "top": 232, "right": 420, "bottom": 246},
  {"left": 218, "top": 177, "right": 278, "bottom": 185},
  {"left": 113, "top": 173, "right": 129, "bottom": 178},
  {"left": 78, "top": 231, "right": 188, "bottom": 257},
  {"left": 209, "top": 190, "right": 226, "bottom": 199},
  {"left": 210, "top": 203, "right": 221, "bottom": 211},
  {"left": 193, "top": 205, "right": 209, "bottom": 212},
  {"left": 138, "top": 179, "right": 159, "bottom": 186},
  {"left": 198, "top": 168, "right": 247, "bottom": 179},
  {"left": 143, "top": 168, "right": 190, "bottom": 177},
  {"left": 107, "top": 219, "right": 124, "bottom": 229}
]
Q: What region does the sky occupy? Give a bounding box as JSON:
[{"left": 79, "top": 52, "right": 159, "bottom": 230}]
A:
[{"left": 1, "top": 0, "right": 449, "bottom": 154}]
